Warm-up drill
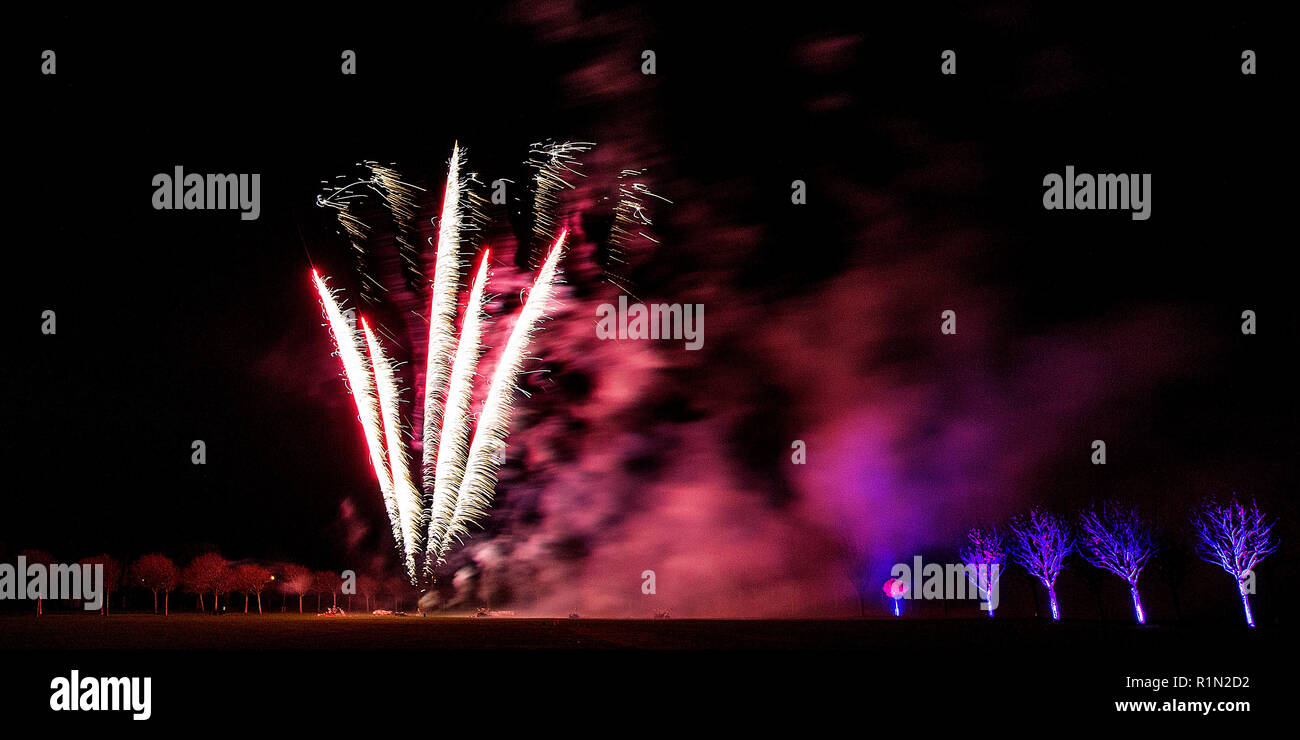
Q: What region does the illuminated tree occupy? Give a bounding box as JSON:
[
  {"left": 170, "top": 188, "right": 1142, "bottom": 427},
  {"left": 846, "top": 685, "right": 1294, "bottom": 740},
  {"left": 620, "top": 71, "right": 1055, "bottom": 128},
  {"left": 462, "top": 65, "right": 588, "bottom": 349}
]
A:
[
  {"left": 1008, "top": 509, "right": 1074, "bottom": 621},
  {"left": 231, "top": 564, "right": 274, "bottom": 614},
  {"left": 17, "top": 549, "right": 53, "bottom": 616},
  {"left": 1191, "top": 495, "right": 1279, "bottom": 628},
  {"left": 131, "top": 554, "right": 179, "bottom": 615},
  {"left": 279, "top": 564, "right": 313, "bottom": 613},
  {"left": 182, "top": 553, "right": 230, "bottom": 613},
  {"left": 959, "top": 527, "right": 1007, "bottom": 617},
  {"left": 1078, "top": 502, "right": 1156, "bottom": 624},
  {"left": 356, "top": 574, "right": 379, "bottom": 612},
  {"left": 78, "top": 554, "right": 123, "bottom": 615}
]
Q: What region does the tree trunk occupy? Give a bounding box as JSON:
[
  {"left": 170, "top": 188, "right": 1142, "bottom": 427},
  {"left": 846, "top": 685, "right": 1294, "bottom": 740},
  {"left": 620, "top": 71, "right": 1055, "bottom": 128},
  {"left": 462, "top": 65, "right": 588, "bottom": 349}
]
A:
[
  {"left": 257, "top": 592, "right": 263, "bottom": 615},
  {"left": 298, "top": 594, "right": 304, "bottom": 613},
  {"left": 198, "top": 593, "right": 205, "bottom": 612},
  {"left": 332, "top": 592, "right": 338, "bottom": 608},
  {"left": 164, "top": 591, "right": 169, "bottom": 616},
  {"left": 1047, "top": 585, "right": 1060, "bottom": 621},
  {"left": 1237, "top": 580, "right": 1255, "bottom": 628},
  {"left": 1129, "top": 584, "right": 1146, "bottom": 624},
  {"left": 316, "top": 593, "right": 321, "bottom": 611},
  {"left": 152, "top": 590, "right": 158, "bottom": 614}
]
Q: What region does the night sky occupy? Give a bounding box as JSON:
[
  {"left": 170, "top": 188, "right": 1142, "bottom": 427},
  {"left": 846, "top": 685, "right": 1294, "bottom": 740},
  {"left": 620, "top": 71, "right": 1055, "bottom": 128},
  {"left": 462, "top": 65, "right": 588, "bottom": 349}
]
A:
[{"left": 6, "top": 5, "right": 1293, "bottom": 619}]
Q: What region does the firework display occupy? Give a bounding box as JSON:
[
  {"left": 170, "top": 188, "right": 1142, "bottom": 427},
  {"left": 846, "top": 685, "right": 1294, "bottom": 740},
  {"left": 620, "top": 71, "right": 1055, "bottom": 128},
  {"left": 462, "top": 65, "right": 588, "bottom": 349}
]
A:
[
  {"left": 8, "top": 7, "right": 1291, "bottom": 727},
  {"left": 313, "top": 147, "right": 580, "bottom": 580}
]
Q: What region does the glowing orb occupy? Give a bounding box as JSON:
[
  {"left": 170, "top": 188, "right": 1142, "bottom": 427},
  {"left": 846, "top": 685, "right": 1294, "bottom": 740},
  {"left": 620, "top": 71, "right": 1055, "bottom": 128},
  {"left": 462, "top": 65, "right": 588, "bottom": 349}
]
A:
[{"left": 883, "top": 578, "right": 909, "bottom": 599}]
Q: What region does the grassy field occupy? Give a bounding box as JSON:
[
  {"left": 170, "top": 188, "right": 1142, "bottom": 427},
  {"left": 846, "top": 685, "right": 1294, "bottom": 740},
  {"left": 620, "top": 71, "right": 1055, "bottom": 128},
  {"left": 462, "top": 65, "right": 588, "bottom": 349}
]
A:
[{"left": 0, "top": 613, "right": 1283, "bottom": 652}]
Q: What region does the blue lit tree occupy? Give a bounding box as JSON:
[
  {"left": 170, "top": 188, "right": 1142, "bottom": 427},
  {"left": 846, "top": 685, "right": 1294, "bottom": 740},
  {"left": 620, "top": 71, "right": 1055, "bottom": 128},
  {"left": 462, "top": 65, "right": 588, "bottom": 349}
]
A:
[
  {"left": 1078, "top": 502, "right": 1157, "bottom": 624},
  {"left": 960, "top": 527, "right": 1007, "bottom": 617},
  {"left": 1190, "top": 495, "right": 1279, "bottom": 628},
  {"left": 1008, "top": 508, "right": 1073, "bottom": 621}
]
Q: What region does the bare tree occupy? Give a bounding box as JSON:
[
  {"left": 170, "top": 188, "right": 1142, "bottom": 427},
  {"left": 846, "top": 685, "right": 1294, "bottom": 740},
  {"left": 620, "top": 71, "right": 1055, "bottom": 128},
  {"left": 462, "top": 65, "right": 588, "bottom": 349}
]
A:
[
  {"left": 1191, "top": 495, "right": 1279, "bottom": 628},
  {"left": 1079, "top": 502, "right": 1157, "bottom": 624},
  {"left": 1008, "top": 509, "right": 1074, "bottom": 621},
  {"left": 131, "top": 554, "right": 179, "bottom": 615},
  {"left": 959, "top": 527, "right": 1007, "bottom": 617}
]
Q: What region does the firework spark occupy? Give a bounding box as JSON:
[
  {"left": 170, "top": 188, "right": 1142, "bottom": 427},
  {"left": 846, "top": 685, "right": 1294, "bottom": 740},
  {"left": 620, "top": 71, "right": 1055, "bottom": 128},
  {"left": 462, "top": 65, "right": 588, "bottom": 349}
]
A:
[
  {"left": 421, "top": 144, "right": 466, "bottom": 498},
  {"left": 362, "top": 319, "right": 423, "bottom": 578},
  {"left": 439, "top": 229, "right": 570, "bottom": 554},
  {"left": 602, "top": 168, "right": 672, "bottom": 295},
  {"left": 527, "top": 140, "right": 593, "bottom": 264},
  {"left": 425, "top": 250, "right": 492, "bottom": 568},
  {"left": 317, "top": 177, "right": 383, "bottom": 305},
  {"left": 366, "top": 161, "right": 426, "bottom": 289},
  {"left": 311, "top": 272, "right": 401, "bottom": 545}
]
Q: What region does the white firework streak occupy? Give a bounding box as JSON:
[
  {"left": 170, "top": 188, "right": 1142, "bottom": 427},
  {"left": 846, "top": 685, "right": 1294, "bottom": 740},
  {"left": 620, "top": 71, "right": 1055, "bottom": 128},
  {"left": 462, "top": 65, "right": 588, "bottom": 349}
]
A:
[
  {"left": 439, "top": 230, "right": 569, "bottom": 554},
  {"left": 311, "top": 272, "right": 401, "bottom": 546},
  {"left": 421, "top": 144, "right": 465, "bottom": 495},
  {"left": 362, "top": 319, "right": 423, "bottom": 580},
  {"left": 425, "top": 250, "right": 492, "bottom": 567}
]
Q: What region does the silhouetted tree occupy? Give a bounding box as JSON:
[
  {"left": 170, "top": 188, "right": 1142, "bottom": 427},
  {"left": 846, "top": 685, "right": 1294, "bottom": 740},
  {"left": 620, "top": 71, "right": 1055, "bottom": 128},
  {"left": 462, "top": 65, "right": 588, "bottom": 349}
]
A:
[
  {"left": 385, "top": 575, "right": 409, "bottom": 611},
  {"left": 312, "top": 571, "right": 338, "bottom": 611},
  {"left": 131, "top": 554, "right": 179, "bottom": 615},
  {"left": 78, "top": 554, "right": 123, "bottom": 615},
  {"left": 17, "top": 549, "right": 53, "bottom": 615},
  {"left": 1153, "top": 534, "right": 1189, "bottom": 622}
]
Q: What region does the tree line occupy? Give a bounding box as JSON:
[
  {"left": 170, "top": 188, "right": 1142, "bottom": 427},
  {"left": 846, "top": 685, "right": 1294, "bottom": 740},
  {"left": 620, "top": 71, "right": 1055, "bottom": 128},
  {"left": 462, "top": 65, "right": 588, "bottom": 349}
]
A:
[{"left": 9, "top": 551, "right": 416, "bottom": 616}]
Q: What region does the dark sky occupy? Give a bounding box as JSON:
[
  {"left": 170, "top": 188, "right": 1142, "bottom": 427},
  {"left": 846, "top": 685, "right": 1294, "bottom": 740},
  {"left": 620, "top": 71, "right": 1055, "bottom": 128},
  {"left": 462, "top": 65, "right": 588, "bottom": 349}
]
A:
[{"left": 5, "top": 5, "right": 1293, "bottom": 617}]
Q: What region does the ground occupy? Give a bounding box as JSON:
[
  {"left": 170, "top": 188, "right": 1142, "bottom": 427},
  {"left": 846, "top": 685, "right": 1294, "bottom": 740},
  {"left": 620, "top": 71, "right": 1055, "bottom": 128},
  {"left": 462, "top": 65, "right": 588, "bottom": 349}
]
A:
[
  {"left": 1, "top": 615, "right": 1285, "bottom": 723},
  {"left": 0, "top": 613, "right": 1283, "bottom": 651}
]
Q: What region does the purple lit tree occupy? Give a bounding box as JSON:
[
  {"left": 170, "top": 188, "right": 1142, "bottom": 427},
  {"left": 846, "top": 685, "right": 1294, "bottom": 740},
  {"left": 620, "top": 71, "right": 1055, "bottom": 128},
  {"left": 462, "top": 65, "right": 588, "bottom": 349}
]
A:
[
  {"left": 959, "top": 527, "right": 1007, "bottom": 617},
  {"left": 1078, "top": 502, "right": 1156, "bottom": 624},
  {"left": 1008, "top": 508, "right": 1074, "bottom": 621},
  {"left": 1190, "top": 495, "right": 1279, "bottom": 628}
]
